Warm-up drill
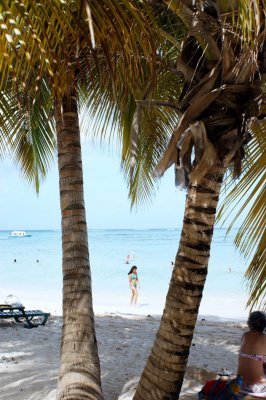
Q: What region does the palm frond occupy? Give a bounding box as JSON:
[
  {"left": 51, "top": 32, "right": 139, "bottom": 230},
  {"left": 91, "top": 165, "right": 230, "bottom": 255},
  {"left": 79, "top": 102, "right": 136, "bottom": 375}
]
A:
[
  {"left": 0, "top": 0, "right": 170, "bottom": 192},
  {"left": 217, "top": 120, "right": 266, "bottom": 309},
  {"left": 0, "top": 78, "right": 56, "bottom": 192},
  {"left": 220, "top": 0, "right": 266, "bottom": 47}
]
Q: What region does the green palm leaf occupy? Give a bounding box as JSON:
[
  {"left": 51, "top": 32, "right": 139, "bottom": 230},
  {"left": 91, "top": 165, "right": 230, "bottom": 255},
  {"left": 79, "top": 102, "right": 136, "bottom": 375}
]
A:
[
  {"left": 218, "top": 119, "right": 266, "bottom": 308},
  {"left": 0, "top": 77, "right": 56, "bottom": 191}
]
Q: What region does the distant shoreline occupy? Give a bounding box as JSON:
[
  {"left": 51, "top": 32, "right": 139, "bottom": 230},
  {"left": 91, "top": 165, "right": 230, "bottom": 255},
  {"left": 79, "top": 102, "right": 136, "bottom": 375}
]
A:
[{"left": 0, "top": 228, "right": 251, "bottom": 322}]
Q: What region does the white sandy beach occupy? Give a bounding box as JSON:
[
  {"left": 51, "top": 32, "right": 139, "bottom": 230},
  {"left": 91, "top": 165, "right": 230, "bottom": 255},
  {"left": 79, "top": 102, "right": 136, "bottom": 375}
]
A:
[{"left": 0, "top": 313, "right": 247, "bottom": 400}]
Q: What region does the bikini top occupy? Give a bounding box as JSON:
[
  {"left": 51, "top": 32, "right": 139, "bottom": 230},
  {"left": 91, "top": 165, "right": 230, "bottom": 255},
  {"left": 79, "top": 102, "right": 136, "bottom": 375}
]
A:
[
  {"left": 131, "top": 273, "right": 137, "bottom": 280},
  {"left": 239, "top": 352, "right": 266, "bottom": 362}
]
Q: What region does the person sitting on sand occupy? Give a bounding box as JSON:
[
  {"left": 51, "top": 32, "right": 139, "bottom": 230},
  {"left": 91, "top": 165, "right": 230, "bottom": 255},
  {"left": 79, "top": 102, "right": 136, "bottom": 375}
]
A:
[
  {"left": 237, "top": 310, "right": 266, "bottom": 394},
  {"left": 128, "top": 266, "right": 139, "bottom": 305}
]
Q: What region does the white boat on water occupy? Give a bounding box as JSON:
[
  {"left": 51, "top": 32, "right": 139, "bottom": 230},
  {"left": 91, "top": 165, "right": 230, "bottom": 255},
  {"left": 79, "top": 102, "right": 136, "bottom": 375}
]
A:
[{"left": 9, "top": 231, "right": 32, "bottom": 238}]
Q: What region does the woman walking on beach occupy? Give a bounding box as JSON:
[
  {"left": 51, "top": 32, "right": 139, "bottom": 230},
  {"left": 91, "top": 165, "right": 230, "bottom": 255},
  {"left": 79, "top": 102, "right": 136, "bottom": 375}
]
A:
[
  {"left": 128, "top": 266, "right": 139, "bottom": 305},
  {"left": 237, "top": 310, "right": 266, "bottom": 394}
]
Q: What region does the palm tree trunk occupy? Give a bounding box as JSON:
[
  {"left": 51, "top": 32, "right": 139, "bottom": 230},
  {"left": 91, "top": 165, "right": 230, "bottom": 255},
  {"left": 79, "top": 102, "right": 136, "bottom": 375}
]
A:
[
  {"left": 134, "top": 161, "right": 225, "bottom": 400},
  {"left": 55, "top": 90, "right": 104, "bottom": 400}
]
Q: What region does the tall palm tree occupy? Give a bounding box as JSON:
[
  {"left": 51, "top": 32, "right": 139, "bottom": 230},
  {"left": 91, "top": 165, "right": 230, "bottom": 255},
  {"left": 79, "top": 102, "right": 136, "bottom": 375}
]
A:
[
  {"left": 0, "top": 1, "right": 161, "bottom": 399},
  {"left": 116, "top": 1, "right": 265, "bottom": 398},
  {"left": 0, "top": 5, "right": 103, "bottom": 396}
]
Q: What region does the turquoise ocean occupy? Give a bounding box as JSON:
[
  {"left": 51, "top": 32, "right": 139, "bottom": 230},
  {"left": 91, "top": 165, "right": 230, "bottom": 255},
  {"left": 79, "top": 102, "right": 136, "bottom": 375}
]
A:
[{"left": 0, "top": 229, "right": 250, "bottom": 320}]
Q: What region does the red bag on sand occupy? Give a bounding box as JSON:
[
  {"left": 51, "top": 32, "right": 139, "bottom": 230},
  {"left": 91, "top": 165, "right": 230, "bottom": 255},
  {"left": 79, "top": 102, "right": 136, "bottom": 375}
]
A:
[
  {"left": 198, "top": 376, "right": 243, "bottom": 400},
  {"left": 201, "top": 380, "right": 228, "bottom": 397}
]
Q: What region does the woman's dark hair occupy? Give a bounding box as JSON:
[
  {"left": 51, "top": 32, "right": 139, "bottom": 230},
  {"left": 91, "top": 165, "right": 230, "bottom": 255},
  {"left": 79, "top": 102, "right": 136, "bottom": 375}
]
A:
[
  {"left": 128, "top": 265, "right": 137, "bottom": 275},
  {"left": 247, "top": 311, "right": 266, "bottom": 332}
]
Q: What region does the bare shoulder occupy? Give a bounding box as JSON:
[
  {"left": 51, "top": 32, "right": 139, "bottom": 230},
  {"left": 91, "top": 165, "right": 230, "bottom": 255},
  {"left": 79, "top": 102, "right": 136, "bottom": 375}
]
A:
[{"left": 241, "top": 330, "right": 263, "bottom": 342}]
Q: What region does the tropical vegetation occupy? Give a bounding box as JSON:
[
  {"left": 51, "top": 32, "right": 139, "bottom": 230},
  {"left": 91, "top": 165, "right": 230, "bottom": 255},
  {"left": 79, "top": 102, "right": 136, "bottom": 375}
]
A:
[
  {"left": 217, "top": 118, "right": 266, "bottom": 309},
  {"left": 119, "top": 1, "right": 266, "bottom": 398},
  {"left": 0, "top": 1, "right": 265, "bottom": 400},
  {"left": 0, "top": 1, "right": 160, "bottom": 399}
]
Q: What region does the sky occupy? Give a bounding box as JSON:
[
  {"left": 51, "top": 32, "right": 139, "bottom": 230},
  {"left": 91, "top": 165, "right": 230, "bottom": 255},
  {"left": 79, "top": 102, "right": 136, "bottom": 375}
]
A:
[{"left": 0, "top": 141, "right": 187, "bottom": 230}]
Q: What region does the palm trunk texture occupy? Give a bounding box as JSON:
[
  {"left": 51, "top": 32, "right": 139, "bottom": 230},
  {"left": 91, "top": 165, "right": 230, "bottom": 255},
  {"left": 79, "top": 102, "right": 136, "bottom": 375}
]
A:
[
  {"left": 134, "top": 162, "right": 225, "bottom": 400},
  {"left": 55, "top": 92, "right": 103, "bottom": 400}
]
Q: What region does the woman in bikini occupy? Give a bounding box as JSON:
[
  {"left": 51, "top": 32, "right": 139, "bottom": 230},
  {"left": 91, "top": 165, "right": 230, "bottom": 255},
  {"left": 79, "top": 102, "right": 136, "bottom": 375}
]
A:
[
  {"left": 128, "top": 266, "right": 139, "bottom": 305},
  {"left": 237, "top": 310, "right": 266, "bottom": 394}
]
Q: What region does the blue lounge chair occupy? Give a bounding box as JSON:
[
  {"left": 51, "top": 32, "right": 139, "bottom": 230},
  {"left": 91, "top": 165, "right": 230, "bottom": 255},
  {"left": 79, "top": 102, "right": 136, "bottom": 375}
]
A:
[{"left": 0, "top": 304, "right": 50, "bottom": 328}]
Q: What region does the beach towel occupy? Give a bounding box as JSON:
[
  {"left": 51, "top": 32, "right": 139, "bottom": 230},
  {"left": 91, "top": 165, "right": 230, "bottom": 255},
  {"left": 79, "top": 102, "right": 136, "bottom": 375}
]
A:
[{"left": 199, "top": 376, "right": 243, "bottom": 400}]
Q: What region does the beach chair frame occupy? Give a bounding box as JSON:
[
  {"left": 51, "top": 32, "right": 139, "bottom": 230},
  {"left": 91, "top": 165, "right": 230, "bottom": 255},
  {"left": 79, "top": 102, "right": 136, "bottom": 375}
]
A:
[{"left": 0, "top": 304, "right": 50, "bottom": 328}]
